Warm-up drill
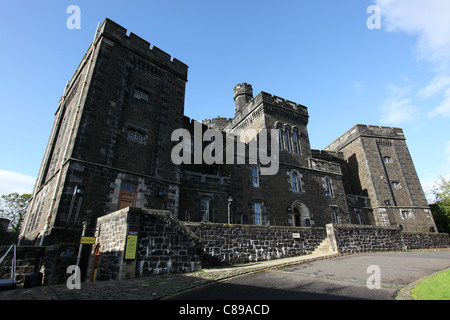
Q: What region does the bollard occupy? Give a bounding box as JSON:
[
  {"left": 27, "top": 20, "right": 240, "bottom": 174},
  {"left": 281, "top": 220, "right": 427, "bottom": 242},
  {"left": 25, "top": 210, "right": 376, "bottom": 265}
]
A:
[{"left": 23, "top": 249, "right": 43, "bottom": 289}]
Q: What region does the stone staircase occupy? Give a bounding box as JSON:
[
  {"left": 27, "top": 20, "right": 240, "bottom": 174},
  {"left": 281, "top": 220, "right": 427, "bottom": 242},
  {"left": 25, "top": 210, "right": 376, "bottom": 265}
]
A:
[{"left": 312, "top": 237, "right": 335, "bottom": 255}]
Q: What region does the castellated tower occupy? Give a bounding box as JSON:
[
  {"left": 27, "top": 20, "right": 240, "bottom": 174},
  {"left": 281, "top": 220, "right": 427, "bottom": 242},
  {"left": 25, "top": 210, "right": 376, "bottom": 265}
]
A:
[
  {"left": 20, "top": 19, "right": 188, "bottom": 245},
  {"left": 222, "top": 83, "right": 351, "bottom": 228},
  {"left": 325, "top": 125, "right": 437, "bottom": 232},
  {"left": 233, "top": 83, "right": 253, "bottom": 114}
]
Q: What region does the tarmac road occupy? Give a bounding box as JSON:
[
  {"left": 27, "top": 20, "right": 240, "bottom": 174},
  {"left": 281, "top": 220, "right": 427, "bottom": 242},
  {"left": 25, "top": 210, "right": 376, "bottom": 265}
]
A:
[{"left": 173, "top": 250, "right": 450, "bottom": 300}]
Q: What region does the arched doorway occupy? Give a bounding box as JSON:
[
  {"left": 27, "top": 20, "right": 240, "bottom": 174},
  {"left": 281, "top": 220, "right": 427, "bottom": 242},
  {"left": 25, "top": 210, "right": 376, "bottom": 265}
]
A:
[{"left": 291, "top": 202, "right": 311, "bottom": 227}]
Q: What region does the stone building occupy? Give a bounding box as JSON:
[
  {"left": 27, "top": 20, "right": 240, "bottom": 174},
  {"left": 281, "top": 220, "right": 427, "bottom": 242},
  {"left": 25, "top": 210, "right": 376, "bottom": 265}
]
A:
[
  {"left": 19, "top": 18, "right": 188, "bottom": 245},
  {"left": 19, "top": 18, "right": 436, "bottom": 248},
  {"left": 325, "top": 125, "right": 437, "bottom": 233}
]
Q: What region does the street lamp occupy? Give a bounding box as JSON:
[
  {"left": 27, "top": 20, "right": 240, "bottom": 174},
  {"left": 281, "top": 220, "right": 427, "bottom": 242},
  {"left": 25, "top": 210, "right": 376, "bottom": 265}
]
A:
[{"left": 227, "top": 196, "right": 233, "bottom": 224}]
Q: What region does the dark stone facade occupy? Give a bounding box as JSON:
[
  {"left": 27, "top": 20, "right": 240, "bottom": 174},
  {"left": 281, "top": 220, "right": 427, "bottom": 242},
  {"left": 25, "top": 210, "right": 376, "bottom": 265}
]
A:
[
  {"left": 16, "top": 18, "right": 443, "bottom": 282},
  {"left": 0, "top": 243, "right": 79, "bottom": 285},
  {"left": 93, "top": 208, "right": 201, "bottom": 281},
  {"left": 325, "top": 125, "right": 437, "bottom": 232}
]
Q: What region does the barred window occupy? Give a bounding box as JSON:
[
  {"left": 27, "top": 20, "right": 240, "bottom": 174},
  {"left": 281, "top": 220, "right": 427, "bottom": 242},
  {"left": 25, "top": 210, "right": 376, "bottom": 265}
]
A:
[
  {"left": 134, "top": 89, "right": 149, "bottom": 101},
  {"left": 127, "top": 130, "right": 144, "bottom": 143}
]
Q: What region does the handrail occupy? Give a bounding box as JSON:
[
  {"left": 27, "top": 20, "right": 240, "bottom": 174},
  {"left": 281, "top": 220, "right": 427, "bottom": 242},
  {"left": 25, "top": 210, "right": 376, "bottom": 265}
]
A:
[{"left": 0, "top": 244, "right": 16, "bottom": 282}]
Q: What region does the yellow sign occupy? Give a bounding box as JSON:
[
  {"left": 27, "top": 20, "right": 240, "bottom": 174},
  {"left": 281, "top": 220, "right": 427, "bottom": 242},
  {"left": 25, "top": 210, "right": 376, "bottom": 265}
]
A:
[
  {"left": 125, "top": 235, "right": 138, "bottom": 260},
  {"left": 80, "top": 236, "right": 96, "bottom": 244}
]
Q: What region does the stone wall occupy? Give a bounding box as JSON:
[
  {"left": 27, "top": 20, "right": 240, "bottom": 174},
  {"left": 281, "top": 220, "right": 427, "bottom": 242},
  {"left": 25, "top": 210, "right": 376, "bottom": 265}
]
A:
[
  {"left": 402, "top": 232, "right": 450, "bottom": 250},
  {"left": 0, "top": 243, "right": 78, "bottom": 285},
  {"left": 93, "top": 208, "right": 201, "bottom": 281},
  {"left": 328, "top": 224, "right": 450, "bottom": 254},
  {"left": 186, "top": 223, "right": 327, "bottom": 265}
]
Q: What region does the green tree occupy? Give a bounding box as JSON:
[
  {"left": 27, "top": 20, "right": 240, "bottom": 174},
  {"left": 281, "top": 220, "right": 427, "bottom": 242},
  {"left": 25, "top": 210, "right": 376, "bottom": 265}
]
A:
[
  {"left": 431, "top": 177, "right": 450, "bottom": 234},
  {"left": 0, "top": 193, "right": 31, "bottom": 232}
]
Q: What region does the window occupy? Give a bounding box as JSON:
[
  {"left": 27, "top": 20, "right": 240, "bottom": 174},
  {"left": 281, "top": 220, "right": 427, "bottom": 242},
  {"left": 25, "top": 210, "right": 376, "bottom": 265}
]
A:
[
  {"left": 383, "top": 156, "right": 393, "bottom": 163},
  {"left": 292, "top": 173, "right": 298, "bottom": 192},
  {"left": 253, "top": 203, "right": 262, "bottom": 225},
  {"left": 330, "top": 209, "right": 338, "bottom": 224},
  {"left": 325, "top": 177, "right": 334, "bottom": 197},
  {"left": 200, "top": 199, "right": 210, "bottom": 222},
  {"left": 276, "top": 123, "right": 283, "bottom": 150},
  {"left": 391, "top": 181, "right": 401, "bottom": 189},
  {"left": 304, "top": 218, "right": 311, "bottom": 227},
  {"left": 134, "top": 89, "right": 149, "bottom": 101},
  {"left": 354, "top": 208, "right": 365, "bottom": 225},
  {"left": 284, "top": 126, "right": 292, "bottom": 152},
  {"left": 290, "top": 171, "right": 304, "bottom": 193},
  {"left": 127, "top": 130, "right": 144, "bottom": 143},
  {"left": 252, "top": 167, "right": 259, "bottom": 187},
  {"left": 292, "top": 128, "right": 300, "bottom": 154}
]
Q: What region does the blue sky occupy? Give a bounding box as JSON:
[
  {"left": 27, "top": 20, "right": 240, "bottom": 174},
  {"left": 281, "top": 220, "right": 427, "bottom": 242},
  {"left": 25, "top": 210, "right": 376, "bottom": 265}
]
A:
[{"left": 0, "top": 0, "right": 449, "bottom": 202}]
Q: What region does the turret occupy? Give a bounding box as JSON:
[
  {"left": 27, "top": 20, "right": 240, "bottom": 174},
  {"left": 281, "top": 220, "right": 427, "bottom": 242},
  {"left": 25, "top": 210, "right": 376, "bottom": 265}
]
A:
[{"left": 233, "top": 83, "right": 253, "bottom": 113}]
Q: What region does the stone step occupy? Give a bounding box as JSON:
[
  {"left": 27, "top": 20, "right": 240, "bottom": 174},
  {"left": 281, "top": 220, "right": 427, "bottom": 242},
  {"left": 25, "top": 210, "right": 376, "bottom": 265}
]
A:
[{"left": 312, "top": 237, "right": 334, "bottom": 255}]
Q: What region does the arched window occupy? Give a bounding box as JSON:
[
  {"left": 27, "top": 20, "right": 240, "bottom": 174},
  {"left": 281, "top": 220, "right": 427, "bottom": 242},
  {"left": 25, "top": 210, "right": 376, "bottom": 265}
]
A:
[
  {"left": 292, "top": 128, "right": 300, "bottom": 154},
  {"left": 276, "top": 123, "right": 283, "bottom": 150},
  {"left": 325, "top": 177, "right": 334, "bottom": 197},
  {"left": 284, "top": 125, "right": 292, "bottom": 152}
]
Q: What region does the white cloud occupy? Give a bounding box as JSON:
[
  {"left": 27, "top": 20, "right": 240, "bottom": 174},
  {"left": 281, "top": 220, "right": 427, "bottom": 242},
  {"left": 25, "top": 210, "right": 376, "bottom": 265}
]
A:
[
  {"left": 375, "top": 0, "right": 450, "bottom": 119},
  {"left": 427, "top": 88, "right": 450, "bottom": 118},
  {"left": 0, "top": 170, "right": 35, "bottom": 196},
  {"left": 418, "top": 74, "right": 450, "bottom": 98},
  {"left": 376, "top": 0, "right": 450, "bottom": 70},
  {"left": 380, "top": 97, "right": 420, "bottom": 124}
]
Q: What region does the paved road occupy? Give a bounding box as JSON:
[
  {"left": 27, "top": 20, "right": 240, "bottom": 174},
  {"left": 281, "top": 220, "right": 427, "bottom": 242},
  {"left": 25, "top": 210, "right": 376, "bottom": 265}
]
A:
[{"left": 173, "top": 251, "right": 450, "bottom": 300}]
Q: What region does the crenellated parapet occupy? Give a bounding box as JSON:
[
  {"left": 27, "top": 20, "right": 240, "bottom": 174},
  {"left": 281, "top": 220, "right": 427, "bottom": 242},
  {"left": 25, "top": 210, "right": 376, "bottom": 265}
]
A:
[
  {"left": 98, "top": 18, "right": 188, "bottom": 80},
  {"left": 325, "top": 124, "right": 405, "bottom": 152}
]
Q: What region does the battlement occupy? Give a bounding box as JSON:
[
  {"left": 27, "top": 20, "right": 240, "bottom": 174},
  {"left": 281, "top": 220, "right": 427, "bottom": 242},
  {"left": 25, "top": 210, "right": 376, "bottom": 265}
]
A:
[
  {"left": 98, "top": 18, "right": 188, "bottom": 80},
  {"left": 258, "top": 91, "right": 307, "bottom": 113},
  {"left": 325, "top": 124, "right": 405, "bottom": 152},
  {"left": 234, "top": 83, "right": 253, "bottom": 99},
  {"left": 202, "top": 117, "right": 232, "bottom": 130}
]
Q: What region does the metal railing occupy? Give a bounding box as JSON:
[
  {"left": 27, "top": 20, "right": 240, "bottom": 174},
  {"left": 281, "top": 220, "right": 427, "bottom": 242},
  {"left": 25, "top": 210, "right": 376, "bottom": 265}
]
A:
[{"left": 0, "top": 243, "right": 16, "bottom": 284}]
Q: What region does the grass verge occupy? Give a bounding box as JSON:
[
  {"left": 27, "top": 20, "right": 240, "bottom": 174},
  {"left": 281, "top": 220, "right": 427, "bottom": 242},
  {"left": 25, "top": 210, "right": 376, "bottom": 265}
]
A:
[{"left": 411, "top": 269, "right": 450, "bottom": 300}]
